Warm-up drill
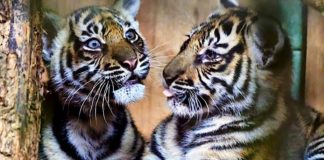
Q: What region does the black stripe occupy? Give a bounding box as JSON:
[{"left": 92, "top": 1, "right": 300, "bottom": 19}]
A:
[
  {"left": 150, "top": 116, "right": 173, "bottom": 160},
  {"left": 241, "top": 58, "right": 251, "bottom": 93},
  {"left": 73, "top": 66, "right": 89, "bottom": 79},
  {"left": 74, "top": 12, "right": 82, "bottom": 24},
  {"left": 212, "top": 78, "right": 233, "bottom": 94},
  {"left": 87, "top": 23, "right": 94, "bottom": 34},
  {"left": 214, "top": 28, "right": 220, "bottom": 42},
  {"left": 130, "top": 120, "right": 140, "bottom": 152},
  {"left": 226, "top": 43, "right": 245, "bottom": 57},
  {"left": 222, "top": 20, "right": 234, "bottom": 36},
  {"left": 108, "top": 66, "right": 120, "bottom": 70},
  {"left": 208, "top": 38, "right": 214, "bottom": 46},
  {"left": 209, "top": 13, "right": 221, "bottom": 20},
  {"left": 93, "top": 25, "right": 99, "bottom": 34},
  {"left": 101, "top": 26, "right": 107, "bottom": 36},
  {"left": 307, "top": 136, "right": 324, "bottom": 152},
  {"left": 81, "top": 31, "right": 91, "bottom": 37},
  {"left": 201, "top": 70, "right": 210, "bottom": 80},
  {"left": 186, "top": 139, "right": 215, "bottom": 149},
  {"left": 211, "top": 141, "right": 255, "bottom": 150},
  {"left": 180, "top": 38, "right": 190, "bottom": 52},
  {"left": 133, "top": 144, "right": 144, "bottom": 160},
  {"left": 193, "top": 120, "right": 254, "bottom": 139},
  {"left": 139, "top": 55, "right": 147, "bottom": 61},
  {"left": 83, "top": 11, "right": 95, "bottom": 25},
  {"left": 140, "top": 61, "right": 149, "bottom": 67},
  {"left": 231, "top": 57, "right": 243, "bottom": 87},
  {"left": 307, "top": 148, "right": 324, "bottom": 158},
  {"left": 63, "top": 80, "right": 74, "bottom": 87},
  {"left": 66, "top": 49, "right": 73, "bottom": 68},
  {"left": 174, "top": 80, "right": 190, "bottom": 86},
  {"left": 214, "top": 43, "right": 228, "bottom": 48},
  {"left": 220, "top": 0, "right": 237, "bottom": 8},
  {"left": 150, "top": 133, "right": 165, "bottom": 160},
  {"left": 233, "top": 10, "right": 250, "bottom": 21},
  {"left": 52, "top": 111, "right": 85, "bottom": 160},
  {"left": 100, "top": 108, "right": 128, "bottom": 158},
  {"left": 236, "top": 20, "right": 246, "bottom": 34},
  {"left": 86, "top": 70, "right": 97, "bottom": 81},
  {"left": 110, "top": 71, "right": 124, "bottom": 76},
  {"left": 197, "top": 69, "right": 215, "bottom": 94},
  {"left": 59, "top": 47, "right": 66, "bottom": 79},
  {"left": 208, "top": 64, "right": 227, "bottom": 72}
]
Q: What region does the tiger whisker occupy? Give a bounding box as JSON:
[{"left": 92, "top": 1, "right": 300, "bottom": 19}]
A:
[
  {"left": 90, "top": 80, "right": 106, "bottom": 123},
  {"left": 150, "top": 52, "right": 172, "bottom": 58},
  {"left": 63, "top": 79, "right": 94, "bottom": 108},
  {"left": 188, "top": 91, "right": 198, "bottom": 122},
  {"left": 106, "top": 80, "right": 116, "bottom": 117},
  {"left": 149, "top": 41, "right": 171, "bottom": 53},
  {"left": 101, "top": 82, "right": 109, "bottom": 125},
  {"left": 199, "top": 95, "right": 210, "bottom": 117},
  {"left": 95, "top": 80, "right": 107, "bottom": 123},
  {"left": 205, "top": 94, "right": 220, "bottom": 113},
  {"left": 79, "top": 79, "right": 103, "bottom": 120}
]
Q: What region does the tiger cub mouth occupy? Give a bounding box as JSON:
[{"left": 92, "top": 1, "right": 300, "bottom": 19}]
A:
[
  {"left": 163, "top": 89, "right": 187, "bottom": 103},
  {"left": 113, "top": 75, "right": 146, "bottom": 105},
  {"left": 124, "top": 75, "right": 143, "bottom": 86}
]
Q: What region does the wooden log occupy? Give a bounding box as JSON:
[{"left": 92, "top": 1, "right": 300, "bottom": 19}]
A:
[{"left": 0, "top": 0, "right": 44, "bottom": 159}]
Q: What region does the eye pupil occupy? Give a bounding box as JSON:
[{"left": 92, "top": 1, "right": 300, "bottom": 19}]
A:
[
  {"left": 205, "top": 50, "right": 214, "bottom": 59},
  {"left": 126, "top": 30, "right": 137, "bottom": 40}
]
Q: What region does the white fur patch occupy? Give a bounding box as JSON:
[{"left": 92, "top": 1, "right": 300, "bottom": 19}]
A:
[{"left": 113, "top": 84, "right": 145, "bottom": 105}]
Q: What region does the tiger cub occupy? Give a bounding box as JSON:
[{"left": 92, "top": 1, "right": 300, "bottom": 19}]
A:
[
  {"left": 145, "top": 0, "right": 323, "bottom": 160},
  {"left": 40, "top": 0, "right": 149, "bottom": 159}
]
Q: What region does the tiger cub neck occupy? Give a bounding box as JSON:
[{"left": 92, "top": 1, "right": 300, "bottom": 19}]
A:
[{"left": 54, "top": 104, "right": 127, "bottom": 135}]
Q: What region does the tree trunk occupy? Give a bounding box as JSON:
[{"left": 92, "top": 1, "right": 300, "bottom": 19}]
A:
[{"left": 0, "top": 0, "right": 44, "bottom": 159}]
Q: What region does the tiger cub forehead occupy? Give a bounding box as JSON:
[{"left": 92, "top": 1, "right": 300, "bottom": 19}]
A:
[
  {"left": 190, "top": 8, "right": 257, "bottom": 38},
  {"left": 66, "top": 6, "right": 140, "bottom": 41}
]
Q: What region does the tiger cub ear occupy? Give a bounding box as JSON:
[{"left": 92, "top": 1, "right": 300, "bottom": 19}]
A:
[
  {"left": 209, "top": 0, "right": 239, "bottom": 19},
  {"left": 245, "top": 18, "right": 285, "bottom": 69},
  {"left": 218, "top": 0, "right": 239, "bottom": 9},
  {"left": 42, "top": 11, "right": 65, "bottom": 41},
  {"left": 113, "top": 0, "right": 141, "bottom": 17},
  {"left": 42, "top": 10, "right": 65, "bottom": 63}
]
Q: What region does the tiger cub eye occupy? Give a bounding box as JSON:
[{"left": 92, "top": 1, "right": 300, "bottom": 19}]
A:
[
  {"left": 86, "top": 38, "right": 102, "bottom": 50},
  {"left": 125, "top": 29, "right": 138, "bottom": 41}
]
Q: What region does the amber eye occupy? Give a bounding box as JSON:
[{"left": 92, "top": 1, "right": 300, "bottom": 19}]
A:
[
  {"left": 125, "top": 29, "right": 138, "bottom": 41},
  {"left": 85, "top": 38, "right": 102, "bottom": 50}
]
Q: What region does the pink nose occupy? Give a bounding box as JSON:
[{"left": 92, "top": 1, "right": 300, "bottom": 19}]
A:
[{"left": 122, "top": 58, "right": 137, "bottom": 71}]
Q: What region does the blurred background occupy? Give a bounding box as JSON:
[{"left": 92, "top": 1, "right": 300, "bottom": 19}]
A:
[{"left": 43, "top": 0, "right": 324, "bottom": 139}]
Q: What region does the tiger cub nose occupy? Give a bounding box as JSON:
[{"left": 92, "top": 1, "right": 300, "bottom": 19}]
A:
[
  {"left": 122, "top": 58, "right": 138, "bottom": 71},
  {"left": 163, "top": 70, "right": 179, "bottom": 87}
]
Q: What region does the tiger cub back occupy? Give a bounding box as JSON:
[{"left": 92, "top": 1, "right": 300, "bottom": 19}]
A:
[
  {"left": 41, "top": 0, "right": 150, "bottom": 159},
  {"left": 145, "top": 0, "right": 323, "bottom": 159}
]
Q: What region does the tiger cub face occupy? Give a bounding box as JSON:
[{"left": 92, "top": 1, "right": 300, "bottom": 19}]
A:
[
  {"left": 162, "top": 0, "right": 291, "bottom": 117},
  {"left": 47, "top": 0, "right": 150, "bottom": 114}
]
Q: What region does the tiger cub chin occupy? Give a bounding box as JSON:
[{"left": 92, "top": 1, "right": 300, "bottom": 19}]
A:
[
  {"left": 145, "top": 0, "right": 324, "bottom": 160},
  {"left": 40, "top": 0, "right": 150, "bottom": 159}
]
